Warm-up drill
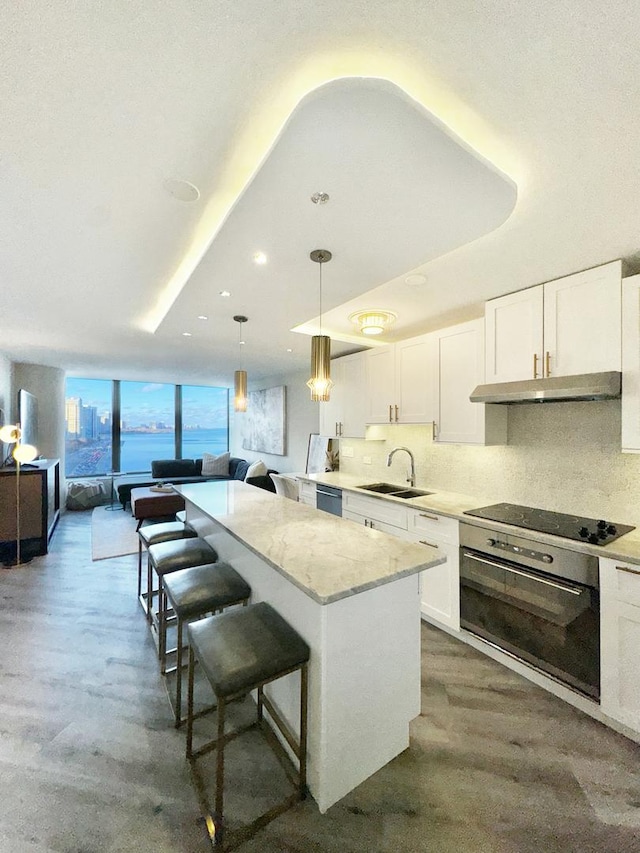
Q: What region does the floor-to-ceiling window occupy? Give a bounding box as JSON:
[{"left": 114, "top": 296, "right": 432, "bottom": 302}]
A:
[
  {"left": 64, "top": 378, "right": 229, "bottom": 477},
  {"left": 181, "top": 385, "right": 229, "bottom": 458},
  {"left": 119, "top": 381, "right": 176, "bottom": 473},
  {"left": 65, "top": 378, "right": 113, "bottom": 477}
]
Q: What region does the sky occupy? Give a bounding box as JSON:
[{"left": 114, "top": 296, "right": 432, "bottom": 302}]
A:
[{"left": 65, "top": 378, "right": 228, "bottom": 428}]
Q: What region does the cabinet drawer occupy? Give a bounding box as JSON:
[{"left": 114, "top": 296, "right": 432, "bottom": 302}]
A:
[
  {"left": 342, "top": 491, "right": 408, "bottom": 529},
  {"left": 609, "top": 561, "right": 640, "bottom": 607},
  {"left": 407, "top": 508, "right": 458, "bottom": 545},
  {"left": 298, "top": 480, "right": 317, "bottom": 507}
]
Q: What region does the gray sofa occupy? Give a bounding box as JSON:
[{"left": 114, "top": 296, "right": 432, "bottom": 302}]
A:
[{"left": 115, "top": 456, "right": 277, "bottom": 508}]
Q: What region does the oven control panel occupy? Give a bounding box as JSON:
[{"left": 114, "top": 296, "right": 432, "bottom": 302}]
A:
[{"left": 486, "top": 537, "right": 553, "bottom": 564}]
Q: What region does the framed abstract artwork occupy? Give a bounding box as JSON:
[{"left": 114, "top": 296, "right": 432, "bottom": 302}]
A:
[{"left": 242, "top": 385, "right": 286, "bottom": 455}]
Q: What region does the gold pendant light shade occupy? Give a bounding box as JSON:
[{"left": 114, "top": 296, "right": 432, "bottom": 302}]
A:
[
  {"left": 308, "top": 248, "right": 333, "bottom": 402},
  {"left": 233, "top": 315, "right": 248, "bottom": 413},
  {"left": 234, "top": 369, "right": 247, "bottom": 412},
  {"left": 306, "top": 334, "right": 333, "bottom": 402}
]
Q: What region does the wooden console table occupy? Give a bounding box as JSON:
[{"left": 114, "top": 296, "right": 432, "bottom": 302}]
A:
[{"left": 0, "top": 459, "right": 60, "bottom": 564}]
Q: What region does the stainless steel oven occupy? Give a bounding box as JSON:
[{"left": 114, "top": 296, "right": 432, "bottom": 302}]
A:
[{"left": 459, "top": 521, "right": 600, "bottom": 700}]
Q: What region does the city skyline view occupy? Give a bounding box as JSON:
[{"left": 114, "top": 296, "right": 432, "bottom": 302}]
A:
[{"left": 65, "top": 378, "right": 229, "bottom": 476}]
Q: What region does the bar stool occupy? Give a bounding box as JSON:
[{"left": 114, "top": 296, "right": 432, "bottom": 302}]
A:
[
  {"left": 148, "top": 538, "right": 218, "bottom": 673},
  {"left": 138, "top": 521, "right": 197, "bottom": 620},
  {"left": 162, "top": 562, "right": 251, "bottom": 726},
  {"left": 186, "top": 602, "right": 310, "bottom": 848}
]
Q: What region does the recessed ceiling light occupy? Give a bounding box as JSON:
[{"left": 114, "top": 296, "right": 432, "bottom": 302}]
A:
[
  {"left": 286, "top": 348, "right": 293, "bottom": 353},
  {"left": 163, "top": 179, "right": 201, "bottom": 202},
  {"left": 197, "top": 315, "right": 208, "bottom": 320},
  {"left": 253, "top": 251, "right": 268, "bottom": 265},
  {"left": 182, "top": 331, "right": 192, "bottom": 337},
  {"left": 404, "top": 273, "right": 427, "bottom": 287},
  {"left": 219, "top": 290, "right": 231, "bottom": 297}
]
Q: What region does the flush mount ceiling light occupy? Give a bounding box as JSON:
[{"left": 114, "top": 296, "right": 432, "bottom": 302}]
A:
[
  {"left": 233, "top": 315, "right": 248, "bottom": 413},
  {"left": 307, "top": 249, "right": 333, "bottom": 402},
  {"left": 219, "top": 290, "right": 231, "bottom": 297},
  {"left": 197, "top": 315, "right": 208, "bottom": 321},
  {"left": 348, "top": 310, "right": 398, "bottom": 336},
  {"left": 253, "top": 251, "right": 268, "bottom": 265}
]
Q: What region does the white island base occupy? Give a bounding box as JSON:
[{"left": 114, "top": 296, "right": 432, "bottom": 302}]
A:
[{"left": 184, "top": 497, "right": 425, "bottom": 814}]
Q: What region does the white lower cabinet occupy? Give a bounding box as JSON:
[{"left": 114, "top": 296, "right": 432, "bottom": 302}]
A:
[
  {"left": 407, "top": 508, "right": 460, "bottom": 631},
  {"left": 341, "top": 491, "right": 460, "bottom": 631},
  {"left": 600, "top": 557, "right": 640, "bottom": 734},
  {"left": 298, "top": 479, "right": 317, "bottom": 508},
  {"left": 341, "top": 491, "right": 409, "bottom": 533}
]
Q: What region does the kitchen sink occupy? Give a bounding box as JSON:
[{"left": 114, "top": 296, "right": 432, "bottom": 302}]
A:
[
  {"left": 391, "top": 488, "right": 433, "bottom": 499},
  {"left": 357, "top": 482, "right": 403, "bottom": 494},
  {"left": 357, "top": 483, "right": 434, "bottom": 499}
]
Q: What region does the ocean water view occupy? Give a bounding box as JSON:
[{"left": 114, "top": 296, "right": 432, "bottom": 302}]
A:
[{"left": 66, "top": 428, "right": 228, "bottom": 477}]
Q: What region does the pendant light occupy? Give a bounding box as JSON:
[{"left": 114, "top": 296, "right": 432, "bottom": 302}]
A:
[
  {"left": 307, "top": 249, "right": 333, "bottom": 402},
  {"left": 233, "top": 315, "right": 248, "bottom": 412}
]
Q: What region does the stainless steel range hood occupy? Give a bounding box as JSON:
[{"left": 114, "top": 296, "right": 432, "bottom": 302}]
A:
[{"left": 470, "top": 371, "right": 622, "bottom": 404}]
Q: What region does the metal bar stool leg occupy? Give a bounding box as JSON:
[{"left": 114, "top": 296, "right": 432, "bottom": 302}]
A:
[
  {"left": 215, "top": 697, "right": 226, "bottom": 844},
  {"left": 186, "top": 645, "right": 196, "bottom": 759}
]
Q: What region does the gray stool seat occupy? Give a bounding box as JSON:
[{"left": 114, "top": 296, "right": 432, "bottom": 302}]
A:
[
  {"left": 175, "top": 510, "right": 187, "bottom": 523},
  {"left": 163, "top": 563, "right": 251, "bottom": 726},
  {"left": 148, "top": 538, "right": 218, "bottom": 674},
  {"left": 186, "top": 602, "right": 310, "bottom": 847},
  {"left": 164, "top": 563, "right": 251, "bottom": 621},
  {"left": 149, "top": 537, "right": 217, "bottom": 576},
  {"left": 189, "top": 602, "right": 309, "bottom": 699},
  {"left": 137, "top": 521, "right": 197, "bottom": 619}
]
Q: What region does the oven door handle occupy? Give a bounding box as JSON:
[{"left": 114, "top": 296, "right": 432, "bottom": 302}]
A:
[{"left": 462, "top": 552, "right": 584, "bottom": 595}]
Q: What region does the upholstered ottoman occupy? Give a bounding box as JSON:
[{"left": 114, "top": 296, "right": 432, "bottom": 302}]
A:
[{"left": 130, "top": 486, "right": 185, "bottom": 530}]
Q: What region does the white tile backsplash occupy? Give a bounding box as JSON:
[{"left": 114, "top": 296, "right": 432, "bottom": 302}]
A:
[{"left": 338, "top": 400, "right": 640, "bottom": 524}]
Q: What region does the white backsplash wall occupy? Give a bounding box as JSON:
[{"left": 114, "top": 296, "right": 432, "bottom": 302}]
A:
[{"left": 338, "top": 400, "right": 640, "bottom": 525}]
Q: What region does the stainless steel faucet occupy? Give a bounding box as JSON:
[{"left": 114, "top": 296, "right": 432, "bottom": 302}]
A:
[{"left": 386, "top": 446, "right": 416, "bottom": 487}]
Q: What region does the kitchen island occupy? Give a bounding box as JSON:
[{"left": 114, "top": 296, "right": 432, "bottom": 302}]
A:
[{"left": 175, "top": 479, "right": 444, "bottom": 813}]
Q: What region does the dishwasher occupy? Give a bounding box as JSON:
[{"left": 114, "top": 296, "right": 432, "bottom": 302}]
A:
[{"left": 316, "top": 485, "right": 342, "bottom": 517}]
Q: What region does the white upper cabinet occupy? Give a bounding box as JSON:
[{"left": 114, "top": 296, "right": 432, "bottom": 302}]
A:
[
  {"left": 622, "top": 274, "right": 640, "bottom": 452},
  {"left": 485, "top": 285, "right": 544, "bottom": 383},
  {"left": 544, "top": 261, "right": 622, "bottom": 376},
  {"left": 365, "top": 345, "right": 398, "bottom": 424},
  {"left": 319, "top": 352, "right": 367, "bottom": 438},
  {"left": 433, "top": 318, "right": 507, "bottom": 445},
  {"left": 485, "top": 261, "right": 622, "bottom": 382},
  {"left": 365, "top": 335, "right": 435, "bottom": 424}
]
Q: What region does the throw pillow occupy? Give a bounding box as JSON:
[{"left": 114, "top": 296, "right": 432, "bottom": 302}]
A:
[
  {"left": 201, "top": 451, "right": 230, "bottom": 477},
  {"left": 245, "top": 459, "right": 268, "bottom": 480}
]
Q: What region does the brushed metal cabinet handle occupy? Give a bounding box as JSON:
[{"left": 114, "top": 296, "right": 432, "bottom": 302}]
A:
[
  {"left": 419, "top": 513, "right": 440, "bottom": 522},
  {"left": 394, "top": 404, "right": 399, "bottom": 422},
  {"left": 545, "top": 351, "right": 551, "bottom": 377},
  {"left": 389, "top": 405, "right": 393, "bottom": 423},
  {"left": 419, "top": 539, "right": 439, "bottom": 549},
  {"left": 615, "top": 565, "right": 640, "bottom": 577},
  {"left": 533, "top": 352, "right": 539, "bottom": 379}
]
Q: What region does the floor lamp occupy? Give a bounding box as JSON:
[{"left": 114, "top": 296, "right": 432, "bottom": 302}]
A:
[{"left": 0, "top": 424, "right": 38, "bottom": 568}]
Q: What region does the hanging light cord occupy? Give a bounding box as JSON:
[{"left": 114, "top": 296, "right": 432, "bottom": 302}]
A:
[{"left": 318, "top": 258, "right": 323, "bottom": 336}]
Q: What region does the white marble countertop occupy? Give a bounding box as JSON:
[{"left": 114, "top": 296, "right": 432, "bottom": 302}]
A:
[
  {"left": 297, "top": 471, "right": 640, "bottom": 567},
  {"left": 175, "top": 480, "right": 445, "bottom": 605}
]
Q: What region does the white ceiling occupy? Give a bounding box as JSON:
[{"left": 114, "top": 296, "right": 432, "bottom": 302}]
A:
[{"left": 2, "top": 1, "right": 640, "bottom": 388}]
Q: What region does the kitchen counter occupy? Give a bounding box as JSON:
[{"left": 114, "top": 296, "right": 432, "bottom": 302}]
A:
[
  {"left": 176, "top": 479, "right": 444, "bottom": 604},
  {"left": 298, "top": 471, "right": 640, "bottom": 566},
  {"left": 175, "top": 479, "right": 444, "bottom": 813}
]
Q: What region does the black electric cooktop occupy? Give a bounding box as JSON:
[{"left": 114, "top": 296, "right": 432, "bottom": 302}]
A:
[{"left": 463, "top": 502, "right": 635, "bottom": 545}]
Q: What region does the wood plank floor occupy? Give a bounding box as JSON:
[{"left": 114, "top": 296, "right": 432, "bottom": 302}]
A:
[{"left": 1, "top": 510, "right": 639, "bottom": 852}]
